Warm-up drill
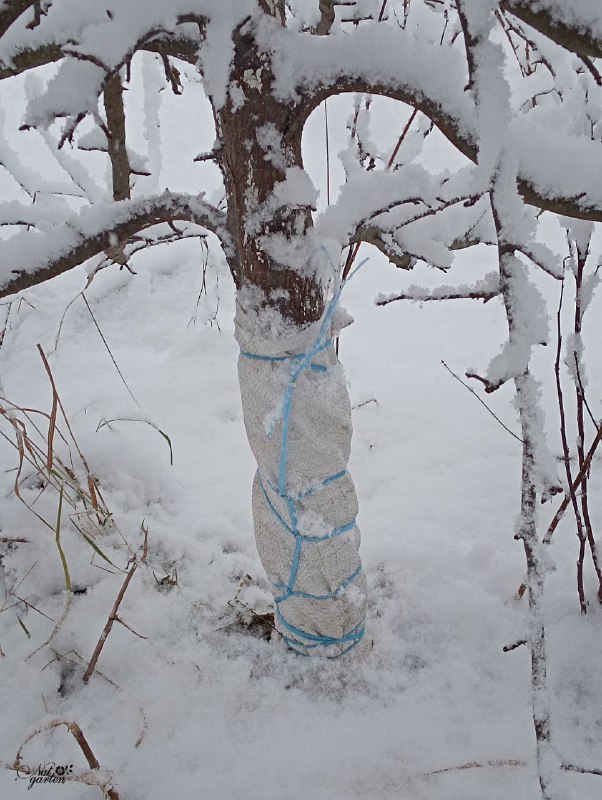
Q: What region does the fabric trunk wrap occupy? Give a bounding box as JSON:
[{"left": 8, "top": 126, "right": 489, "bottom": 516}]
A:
[{"left": 235, "top": 271, "right": 368, "bottom": 657}]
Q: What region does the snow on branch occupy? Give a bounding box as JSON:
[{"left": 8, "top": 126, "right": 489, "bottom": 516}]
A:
[
  {"left": 0, "top": 0, "right": 46, "bottom": 37},
  {"left": 318, "top": 162, "right": 490, "bottom": 270},
  {"left": 266, "top": 19, "right": 602, "bottom": 224},
  {"left": 375, "top": 272, "right": 500, "bottom": 306},
  {"left": 0, "top": 191, "right": 228, "bottom": 299},
  {"left": 317, "top": 163, "right": 478, "bottom": 243},
  {"left": 0, "top": 1, "right": 207, "bottom": 81},
  {"left": 0, "top": 31, "right": 200, "bottom": 81},
  {"left": 501, "top": 0, "right": 602, "bottom": 60},
  {"left": 268, "top": 23, "right": 476, "bottom": 160}
]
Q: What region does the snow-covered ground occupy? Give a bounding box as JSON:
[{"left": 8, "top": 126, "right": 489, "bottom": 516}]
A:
[
  {"left": 1, "top": 240, "right": 601, "bottom": 800},
  {"left": 1, "top": 69, "right": 602, "bottom": 800}
]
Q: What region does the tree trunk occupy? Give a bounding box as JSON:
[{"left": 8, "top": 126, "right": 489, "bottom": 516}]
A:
[{"left": 214, "top": 26, "right": 367, "bottom": 656}]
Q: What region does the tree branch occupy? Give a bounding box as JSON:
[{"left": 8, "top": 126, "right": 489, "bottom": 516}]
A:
[
  {"left": 0, "top": 41, "right": 62, "bottom": 79},
  {"left": 376, "top": 274, "right": 500, "bottom": 305},
  {"left": 0, "top": 25, "right": 200, "bottom": 81},
  {"left": 0, "top": 192, "right": 229, "bottom": 299},
  {"left": 314, "top": 1, "right": 336, "bottom": 35},
  {"left": 103, "top": 73, "right": 131, "bottom": 202},
  {"left": 501, "top": 0, "right": 602, "bottom": 60},
  {"left": 285, "top": 24, "right": 602, "bottom": 224},
  {"left": 258, "top": 0, "right": 286, "bottom": 25},
  {"left": 455, "top": 0, "right": 477, "bottom": 89},
  {"left": 353, "top": 227, "right": 415, "bottom": 269},
  {"left": 0, "top": 0, "right": 43, "bottom": 37}
]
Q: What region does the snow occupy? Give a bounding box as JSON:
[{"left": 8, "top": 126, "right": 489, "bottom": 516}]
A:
[
  {"left": 266, "top": 21, "right": 476, "bottom": 141},
  {"left": 516, "top": 0, "right": 602, "bottom": 43},
  {"left": 2, "top": 4, "right": 602, "bottom": 799},
  {"left": 1, "top": 238, "right": 601, "bottom": 800},
  {"left": 24, "top": 59, "right": 105, "bottom": 128},
  {"left": 0, "top": 191, "right": 225, "bottom": 291}
]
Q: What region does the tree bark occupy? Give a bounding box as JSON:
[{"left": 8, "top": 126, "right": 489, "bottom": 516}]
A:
[{"left": 215, "top": 25, "right": 367, "bottom": 656}]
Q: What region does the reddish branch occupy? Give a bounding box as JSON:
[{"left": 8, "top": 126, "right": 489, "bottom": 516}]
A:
[
  {"left": 543, "top": 423, "right": 602, "bottom": 546},
  {"left": 519, "top": 417, "right": 602, "bottom": 600},
  {"left": 554, "top": 280, "right": 588, "bottom": 612},
  {"left": 571, "top": 239, "right": 602, "bottom": 601}
]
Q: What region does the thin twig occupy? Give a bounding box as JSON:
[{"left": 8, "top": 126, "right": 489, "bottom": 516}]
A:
[
  {"left": 25, "top": 593, "right": 72, "bottom": 660},
  {"left": 377, "top": 285, "right": 499, "bottom": 306},
  {"left": 441, "top": 360, "right": 523, "bottom": 443},
  {"left": 544, "top": 424, "right": 602, "bottom": 546},
  {"left": 424, "top": 758, "right": 528, "bottom": 776},
  {"left": 386, "top": 107, "right": 419, "bottom": 169},
  {"left": 578, "top": 55, "right": 602, "bottom": 87},
  {"left": 135, "top": 708, "right": 147, "bottom": 748},
  {"left": 114, "top": 614, "right": 148, "bottom": 639},
  {"left": 572, "top": 238, "right": 602, "bottom": 601},
  {"left": 562, "top": 762, "right": 602, "bottom": 777},
  {"left": 83, "top": 524, "right": 148, "bottom": 683},
  {"left": 36, "top": 344, "right": 101, "bottom": 506},
  {"left": 324, "top": 99, "right": 331, "bottom": 205},
  {"left": 10, "top": 719, "right": 120, "bottom": 800},
  {"left": 553, "top": 279, "right": 587, "bottom": 612},
  {"left": 340, "top": 105, "right": 421, "bottom": 289},
  {"left": 81, "top": 294, "right": 142, "bottom": 409},
  {"left": 574, "top": 361, "right": 601, "bottom": 433},
  {"left": 503, "top": 639, "right": 527, "bottom": 652}
]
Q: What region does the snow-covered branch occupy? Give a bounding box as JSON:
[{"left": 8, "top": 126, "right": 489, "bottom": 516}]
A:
[
  {"left": 375, "top": 272, "right": 500, "bottom": 306},
  {"left": 0, "top": 31, "right": 199, "bottom": 81},
  {"left": 0, "top": 1, "right": 205, "bottom": 81},
  {"left": 0, "top": 191, "right": 229, "bottom": 299},
  {"left": 457, "top": 6, "right": 563, "bottom": 797},
  {"left": 501, "top": 0, "right": 602, "bottom": 60},
  {"left": 268, "top": 21, "right": 602, "bottom": 224},
  {"left": 0, "top": 0, "right": 44, "bottom": 37},
  {"left": 269, "top": 24, "right": 476, "bottom": 159}
]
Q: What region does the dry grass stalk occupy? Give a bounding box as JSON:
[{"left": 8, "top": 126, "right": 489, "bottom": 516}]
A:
[
  {"left": 0, "top": 354, "right": 131, "bottom": 659},
  {"left": 0, "top": 350, "right": 113, "bottom": 539}
]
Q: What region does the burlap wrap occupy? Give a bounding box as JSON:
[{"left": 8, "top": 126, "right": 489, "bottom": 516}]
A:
[{"left": 235, "top": 295, "right": 367, "bottom": 657}]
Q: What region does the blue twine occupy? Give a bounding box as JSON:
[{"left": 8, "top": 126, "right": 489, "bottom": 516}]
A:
[{"left": 240, "top": 257, "right": 369, "bottom": 656}]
